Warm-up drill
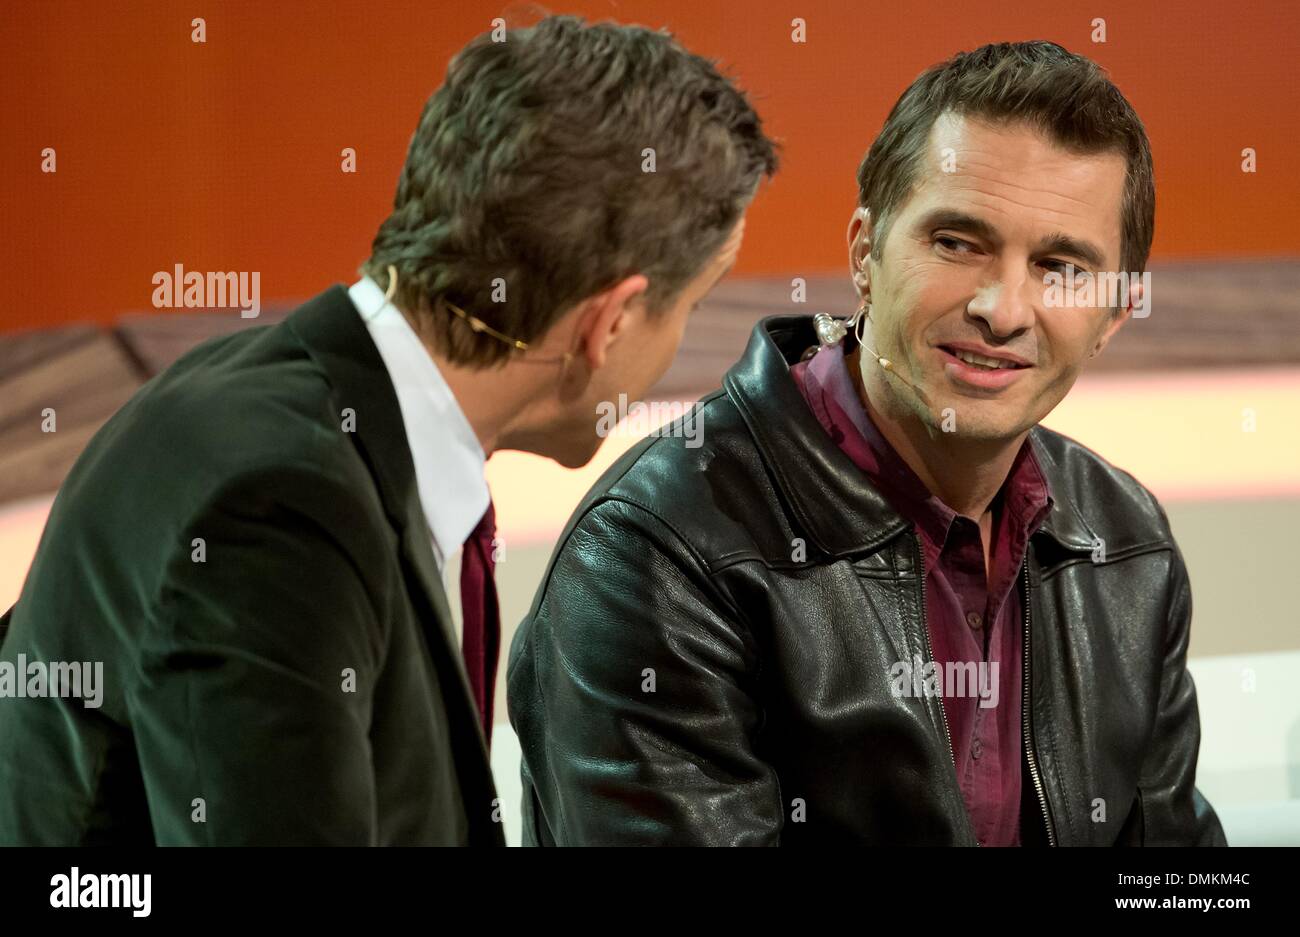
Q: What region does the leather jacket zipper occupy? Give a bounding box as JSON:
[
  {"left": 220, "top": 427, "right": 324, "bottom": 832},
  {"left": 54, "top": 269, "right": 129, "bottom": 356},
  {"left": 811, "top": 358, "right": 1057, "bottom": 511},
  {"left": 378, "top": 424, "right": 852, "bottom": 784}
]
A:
[
  {"left": 912, "top": 531, "right": 971, "bottom": 844},
  {"left": 1021, "top": 558, "right": 1057, "bottom": 846}
]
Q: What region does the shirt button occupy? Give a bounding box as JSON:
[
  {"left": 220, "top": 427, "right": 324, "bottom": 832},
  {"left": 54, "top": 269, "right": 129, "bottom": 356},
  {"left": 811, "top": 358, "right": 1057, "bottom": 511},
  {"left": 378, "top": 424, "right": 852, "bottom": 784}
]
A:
[
  {"left": 972, "top": 738, "right": 983, "bottom": 760},
  {"left": 966, "top": 611, "right": 983, "bottom": 629}
]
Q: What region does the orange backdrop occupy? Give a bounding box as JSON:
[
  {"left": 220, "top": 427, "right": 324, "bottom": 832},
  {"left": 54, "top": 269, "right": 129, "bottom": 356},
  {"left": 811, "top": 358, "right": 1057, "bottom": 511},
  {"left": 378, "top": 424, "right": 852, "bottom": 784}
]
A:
[{"left": 3, "top": 0, "right": 1297, "bottom": 333}]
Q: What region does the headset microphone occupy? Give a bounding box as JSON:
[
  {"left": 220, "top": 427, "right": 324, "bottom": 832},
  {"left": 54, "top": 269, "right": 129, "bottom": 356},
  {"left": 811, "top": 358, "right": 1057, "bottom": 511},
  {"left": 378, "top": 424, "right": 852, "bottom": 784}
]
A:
[{"left": 813, "top": 309, "right": 926, "bottom": 402}]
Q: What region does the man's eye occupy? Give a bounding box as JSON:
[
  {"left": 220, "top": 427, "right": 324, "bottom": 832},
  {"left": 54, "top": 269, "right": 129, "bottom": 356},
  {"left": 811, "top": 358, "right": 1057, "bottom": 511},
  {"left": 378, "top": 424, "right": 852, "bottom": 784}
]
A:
[
  {"left": 1042, "top": 259, "right": 1089, "bottom": 277},
  {"left": 935, "top": 235, "right": 975, "bottom": 254}
]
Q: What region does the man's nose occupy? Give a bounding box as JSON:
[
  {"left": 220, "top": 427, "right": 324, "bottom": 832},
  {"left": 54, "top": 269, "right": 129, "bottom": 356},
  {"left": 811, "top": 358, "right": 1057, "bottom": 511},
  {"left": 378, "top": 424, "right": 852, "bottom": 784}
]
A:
[{"left": 965, "top": 265, "right": 1037, "bottom": 337}]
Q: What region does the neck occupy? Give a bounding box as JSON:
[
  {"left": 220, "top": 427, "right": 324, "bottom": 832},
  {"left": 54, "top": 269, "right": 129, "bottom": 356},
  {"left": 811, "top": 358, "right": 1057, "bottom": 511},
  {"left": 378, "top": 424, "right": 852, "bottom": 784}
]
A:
[
  {"left": 388, "top": 302, "right": 550, "bottom": 456},
  {"left": 433, "top": 352, "right": 561, "bottom": 457},
  {"left": 848, "top": 345, "right": 1025, "bottom": 521}
]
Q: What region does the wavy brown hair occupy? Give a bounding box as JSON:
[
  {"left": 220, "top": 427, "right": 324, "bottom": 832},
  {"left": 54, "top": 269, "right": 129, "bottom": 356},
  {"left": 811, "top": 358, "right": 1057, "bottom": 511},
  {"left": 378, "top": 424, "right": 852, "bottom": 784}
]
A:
[
  {"left": 857, "top": 41, "right": 1154, "bottom": 278},
  {"left": 363, "top": 15, "right": 778, "bottom": 367}
]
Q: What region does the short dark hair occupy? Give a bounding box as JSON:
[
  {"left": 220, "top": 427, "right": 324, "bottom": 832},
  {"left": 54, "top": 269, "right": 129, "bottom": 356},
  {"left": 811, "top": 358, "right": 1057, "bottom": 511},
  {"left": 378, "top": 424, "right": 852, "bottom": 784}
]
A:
[
  {"left": 363, "top": 15, "right": 778, "bottom": 367},
  {"left": 856, "top": 41, "right": 1154, "bottom": 276}
]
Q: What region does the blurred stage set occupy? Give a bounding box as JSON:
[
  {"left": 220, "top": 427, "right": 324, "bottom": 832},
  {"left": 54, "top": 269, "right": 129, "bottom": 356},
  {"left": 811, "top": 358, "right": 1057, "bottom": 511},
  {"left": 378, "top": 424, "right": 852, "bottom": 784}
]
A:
[{"left": 2, "top": 1, "right": 1298, "bottom": 845}]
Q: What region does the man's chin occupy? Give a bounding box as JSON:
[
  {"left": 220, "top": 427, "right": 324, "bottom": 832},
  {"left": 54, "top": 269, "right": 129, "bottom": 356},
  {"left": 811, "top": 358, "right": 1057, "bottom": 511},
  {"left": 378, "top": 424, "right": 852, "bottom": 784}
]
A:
[
  {"left": 547, "top": 436, "right": 604, "bottom": 470},
  {"left": 922, "top": 397, "right": 1032, "bottom": 442},
  {"left": 950, "top": 414, "right": 1037, "bottom": 443}
]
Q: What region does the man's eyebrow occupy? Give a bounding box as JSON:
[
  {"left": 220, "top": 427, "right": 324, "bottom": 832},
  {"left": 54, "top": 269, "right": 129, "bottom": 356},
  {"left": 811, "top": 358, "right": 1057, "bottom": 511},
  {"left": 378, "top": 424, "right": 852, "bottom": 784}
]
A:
[
  {"left": 1036, "top": 231, "right": 1108, "bottom": 271},
  {"left": 915, "top": 208, "right": 1109, "bottom": 270},
  {"left": 915, "top": 208, "right": 1001, "bottom": 244}
]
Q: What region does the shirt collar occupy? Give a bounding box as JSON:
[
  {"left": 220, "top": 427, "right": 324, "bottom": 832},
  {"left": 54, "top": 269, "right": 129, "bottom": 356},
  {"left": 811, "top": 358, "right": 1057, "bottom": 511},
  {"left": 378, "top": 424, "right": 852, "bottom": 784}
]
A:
[
  {"left": 798, "top": 340, "right": 1052, "bottom": 555},
  {"left": 348, "top": 275, "right": 489, "bottom": 569}
]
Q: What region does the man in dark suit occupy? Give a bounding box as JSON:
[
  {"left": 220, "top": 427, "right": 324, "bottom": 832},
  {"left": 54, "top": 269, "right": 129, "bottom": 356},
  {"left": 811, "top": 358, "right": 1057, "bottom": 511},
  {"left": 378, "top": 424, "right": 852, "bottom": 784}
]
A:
[{"left": 0, "top": 15, "right": 775, "bottom": 845}]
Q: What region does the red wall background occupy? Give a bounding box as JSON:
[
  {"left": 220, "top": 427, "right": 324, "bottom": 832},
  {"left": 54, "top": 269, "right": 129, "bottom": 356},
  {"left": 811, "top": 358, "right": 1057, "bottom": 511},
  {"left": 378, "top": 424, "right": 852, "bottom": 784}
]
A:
[{"left": 3, "top": 0, "right": 1297, "bottom": 333}]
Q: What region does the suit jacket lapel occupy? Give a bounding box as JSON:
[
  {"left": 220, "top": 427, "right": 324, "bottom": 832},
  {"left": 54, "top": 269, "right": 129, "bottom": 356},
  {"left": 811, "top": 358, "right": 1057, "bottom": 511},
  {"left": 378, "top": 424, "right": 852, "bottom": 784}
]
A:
[{"left": 284, "top": 286, "right": 501, "bottom": 841}]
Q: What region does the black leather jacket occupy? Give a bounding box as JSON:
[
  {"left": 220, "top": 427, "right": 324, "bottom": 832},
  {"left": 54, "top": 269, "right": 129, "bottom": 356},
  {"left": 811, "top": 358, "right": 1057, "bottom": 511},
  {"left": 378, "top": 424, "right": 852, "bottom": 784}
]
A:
[{"left": 508, "top": 315, "right": 1227, "bottom": 846}]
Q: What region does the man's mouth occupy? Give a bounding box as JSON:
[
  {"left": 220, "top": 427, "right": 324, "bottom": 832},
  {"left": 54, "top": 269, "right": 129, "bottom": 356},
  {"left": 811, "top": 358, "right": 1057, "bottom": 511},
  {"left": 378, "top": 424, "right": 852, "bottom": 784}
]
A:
[
  {"left": 935, "top": 345, "right": 1032, "bottom": 390},
  {"left": 938, "top": 345, "right": 1029, "bottom": 371}
]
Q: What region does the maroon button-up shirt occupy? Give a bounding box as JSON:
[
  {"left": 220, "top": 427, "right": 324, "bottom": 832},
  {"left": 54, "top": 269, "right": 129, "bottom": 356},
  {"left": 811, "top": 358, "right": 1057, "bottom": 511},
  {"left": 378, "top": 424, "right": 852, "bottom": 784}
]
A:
[{"left": 790, "top": 341, "right": 1053, "bottom": 845}]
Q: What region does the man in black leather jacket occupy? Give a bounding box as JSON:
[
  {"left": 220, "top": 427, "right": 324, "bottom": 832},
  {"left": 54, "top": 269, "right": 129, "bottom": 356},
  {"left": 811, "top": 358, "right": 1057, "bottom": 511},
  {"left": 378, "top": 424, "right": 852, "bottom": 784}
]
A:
[{"left": 508, "top": 40, "right": 1227, "bottom": 846}]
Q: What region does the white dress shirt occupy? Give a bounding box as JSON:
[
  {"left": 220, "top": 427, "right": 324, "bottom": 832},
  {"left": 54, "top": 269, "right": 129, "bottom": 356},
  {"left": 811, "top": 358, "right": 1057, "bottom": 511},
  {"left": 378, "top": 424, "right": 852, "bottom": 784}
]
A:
[{"left": 347, "top": 275, "right": 490, "bottom": 583}]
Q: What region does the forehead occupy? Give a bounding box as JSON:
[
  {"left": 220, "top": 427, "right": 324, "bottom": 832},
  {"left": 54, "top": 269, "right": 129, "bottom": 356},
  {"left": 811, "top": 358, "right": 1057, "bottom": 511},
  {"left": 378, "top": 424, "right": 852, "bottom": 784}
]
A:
[{"left": 906, "top": 112, "right": 1127, "bottom": 264}]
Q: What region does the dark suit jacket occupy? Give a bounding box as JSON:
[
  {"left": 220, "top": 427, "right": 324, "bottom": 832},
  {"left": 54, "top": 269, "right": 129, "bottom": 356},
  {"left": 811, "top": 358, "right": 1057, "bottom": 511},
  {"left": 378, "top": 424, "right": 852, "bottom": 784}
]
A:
[{"left": 0, "top": 286, "right": 504, "bottom": 845}]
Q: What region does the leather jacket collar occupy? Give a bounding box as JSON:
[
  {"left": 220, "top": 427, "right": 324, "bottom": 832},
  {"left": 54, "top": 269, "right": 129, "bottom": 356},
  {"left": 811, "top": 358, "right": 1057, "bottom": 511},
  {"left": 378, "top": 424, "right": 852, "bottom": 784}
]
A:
[{"left": 723, "top": 315, "right": 1101, "bottom": 557}]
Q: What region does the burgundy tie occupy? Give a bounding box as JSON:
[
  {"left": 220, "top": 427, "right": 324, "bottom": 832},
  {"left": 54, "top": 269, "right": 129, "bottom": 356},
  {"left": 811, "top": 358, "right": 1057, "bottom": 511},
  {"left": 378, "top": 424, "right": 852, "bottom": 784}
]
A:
[{"left": 459, "top": 500, "right": 500, "bottom": 746}]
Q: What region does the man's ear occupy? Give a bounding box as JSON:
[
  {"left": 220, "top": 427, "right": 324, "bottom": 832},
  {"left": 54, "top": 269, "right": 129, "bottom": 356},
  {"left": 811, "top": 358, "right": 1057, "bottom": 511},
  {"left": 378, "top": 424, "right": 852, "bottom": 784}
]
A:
[
  {"left": 575, "top": 274, "right": 649, "bottom": 372},
  {"left": 847, "top": 206, "right": 873, "bottom": 302},
  {"left": 1092, "top": 298, "right": 1133, "bottom": 358}
]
